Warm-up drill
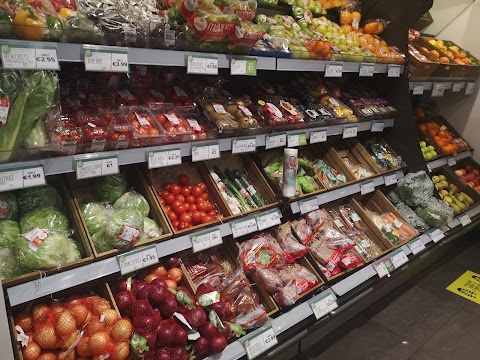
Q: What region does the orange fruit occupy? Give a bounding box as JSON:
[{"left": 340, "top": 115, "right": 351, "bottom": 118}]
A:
[
  {"left": 428, "top": 129, "right": 438, "bottom": 138},
  {"left": 341, "top": 24, "right": 353, "bottom": 34},
  {"left": 419, "top": 124, "right": 427, "bottom": 133},
  {"left": 429, "top": 50, "right": 440, "bottom": 59},
  {"left": 439, "top": 57, "right": 450, "bottom": 64},
  {"left": 340, "top": 10, "right": 352, "bottom": 25}
]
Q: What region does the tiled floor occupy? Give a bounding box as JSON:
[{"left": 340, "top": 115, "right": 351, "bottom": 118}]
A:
[{"left": 304, "top": 239, "right": 480, "bottom": 360}]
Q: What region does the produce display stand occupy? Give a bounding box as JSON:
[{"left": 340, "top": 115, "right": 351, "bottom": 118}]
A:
[{"left": 3, "top": 0, "right": 480, "bottom": 359}]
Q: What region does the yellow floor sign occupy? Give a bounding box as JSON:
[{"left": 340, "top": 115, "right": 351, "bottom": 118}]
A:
[{"left": 446, "top": 270, "right": 480, "bottom": 304}]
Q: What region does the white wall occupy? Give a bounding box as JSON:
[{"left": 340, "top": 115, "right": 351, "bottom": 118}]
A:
[
  {"left": 434, "top": 0, "right": 480, "bottom": 162},
  {"left": 424, "top": 0, "right": 474, "bottom": 36}
]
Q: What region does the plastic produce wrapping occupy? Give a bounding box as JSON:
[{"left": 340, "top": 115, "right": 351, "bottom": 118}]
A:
[
  {"left": 343, "top": 230, "right": 382, "bottom": 260},
  {"left": 415, "top": 197, "right": 454, "bottom": 228},
  {"left": 274, "top": 223, "right": 308, "bottom": 263},
  {"left": 238, "top": 233, "right": 283, "bottom": 273},
  {"left": 0, "top": 191, "right": 18, "bottom": 220},
  {"left": 386, "top": 190, "right": 402, "bottom": 205},
  {"left": 0, "top": 248, "right": 21, "bottom": 280},
  {"left": 113, "top": 190, "right": 150, "bottom": 217},
  {"left": 95, "top": 173, "right": 128, "bottom": 203},
  {"left": 0, "top": 219, "right": 20, "bottom": 248},
  {"left": 99, "top": 208, "right": 145, "bottom": 251},
  {"left": 337, "top": 204, "right": 368, "bottom": 231},
  {"left": 139, "top": 217, "right": 163, "bottom": 242},
  {"left": 396, "top": 171, "right": 434, "bottom": 207},
  {"left": 395, "top": 201, "right": 429, "bottom": 233},
  {"left": 19, "top": 206, "right": 69, "bottom": 233},
  {"left": 363, "top": 138, "right": 403, "bottom": 171},
  {"left": 81, "top": 202, "right": 109, "bottom": 236},
  {"left": 17, "top": 184, "right": 63, "bottom": 216}
]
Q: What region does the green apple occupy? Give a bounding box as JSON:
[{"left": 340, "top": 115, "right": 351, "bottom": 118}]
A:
[
  {"left": 421, "top": 147, "right": 428, "bottom": 154},
  {"left": 427, "top": 145, "right": 435, "bottom": 152},
  {"left": 431, "top": 151, "right": 438, "bottom": 157},
  {"left": 419, "top": 141, "right": 426, "bottom": 148}
]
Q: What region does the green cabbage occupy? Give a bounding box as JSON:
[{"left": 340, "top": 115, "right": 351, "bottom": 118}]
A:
[
  {"left": 113, "top": 191, "right": 150, "bottom": 217},
  {"left": 81, "top": 202, "right": 108, "bottom": 236},
  {"left": 20, "top": 207, "right": 69, "bottom": 233},
  {"left": 91, "top": 232, "right": 111, "bottom": 253},
  {"left": 0, "top": 248, "right": 21, "bottom": 280},
  {"left": 11, "top": 231, "right": 77, "bottom": 271},
  {"left": 0, "top": 220, "right": 20, "bottom": 248},
  {"left": 139, "top": 217, "right": 163, "bottom": 243},
  {"left": 17, "top": 185, "right": 63, "bottom": 215},
  {"left": 0, "top": 191, "right": 18, "bottom": 220},
  {"left": 95, "top": 174, "right": 128, "bottom": 203},
  {"left": 100, "top": 208, "right": 144, "bottom": 251},
  {"left": 66, "top": 241, "right": 82, "bottom": 263}
]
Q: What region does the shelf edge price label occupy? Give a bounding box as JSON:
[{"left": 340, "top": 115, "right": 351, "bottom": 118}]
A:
[
  {"left": 387, "top": 64, "right": 401, "bottom": 77},
  {"left": 287, "top": 133, "right": 307, "bottom": 147},
  {"left": 465, "top": 82, "right": 476, "bottom": 95},
  {"left": 431, "top": 83, "right": 445, "bottom": 97},
  {"left": 147, "top": 148, "right": 182, "bottom": 169},
  {"left": 231, "top": 57, "right": 257, "bottom": 76},
  {"left": 359, "top": 63, "right": 374, "bottom": 77},
  {"left": 459, "top": 214, "right": 472, "bottom": 227},
  {"left": 360, "top": 181, "right": 375, "bottom": 195},
  {"left": 310, "top": 130, "right": 327, "bottom": 144},
  {"left": 412, "top": 85, "right": 424, "bottom": 95},
  {"left": 374, "top": 260, "right": 391, "bottom": 279},
  {"left": 232, "top": 137, "right": 256, "bottom": 154},
  {"left": 429, "top": 228, "right": 445, "bottom": 243},
  {"left": 83, "top": 46, "right": 128, "bottom": 72},
  {"left": 75, "top": 156, "right": 119, "bottom": 179},
  {"left": 390, "top": 250, "right": 409, "bottom": 269},
  {"left": 452, "top": 83, "right": 462, "bottom": 92},
  {"left": 408, "top": 239, "right": 425, "bottom": 255},
  {"left": 0, "top": 165, "right": 46, "bottom": 192},
  {"left": 371, "top": 121, "right": 385, "bottom": 133},
  {"left": 191, "top": 228, "right": 222, "bottom": 253},
  {"left": 231, "top": 217, "right": 258, "bottom": 238},
  {"left": 325, "top": 62, "right": 343, "bottom": 77},
  {"left": 187, "top": 55, "right": 218, "bottom": 75},
  {"left": 342, "top": 126, "right": 357, "bottom": 139},
  {"left": 447, "top": 157, "right": 456, "bottom": 167},
  {"left": 299, "top": 197, "right": 319, "bottom": 215},
  {"left": 256, "top": 209, "right": 282, "bottom": 231},
  {"left": 310, "top": 289, "right": 338, "bottom": 320},
  {"left": 117, "top": 245, "right": 159, "bottom": 276},
  {"left": 384, "top": 173, "right": 397, "bottom": 186},
  {"left": 191, "top": 143, "right": 220, "bottom": 162},
  {"left": 244, "top": 325, "right": 278, "bottom": 360},
  {"left": 265, "top": 133, "right": 286, "bottom": 150},
  {"left": 1, "top": 44, "right": 59, "bottom": 70}
]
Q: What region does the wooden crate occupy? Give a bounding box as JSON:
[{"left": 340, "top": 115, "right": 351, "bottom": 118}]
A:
[
  {"left": 198, "top": 154, "right": 279, "bottom": 220},
  {"left": 350, "top": 190, "right": 419, "bottom": 248},
  {"left": 2, "top": 179, "right": 95, "bottom": 288},
  {"left": 356, "top": 136, "right": 403, "bottom": 175},
  {"left": 146, "top": 162, "right": 232, "bottom": 236},
  {"left": 446, "top": 157, "right": 480, "bottom": 197},
  {"left": 417, "top": 37, "right": 457, "bottom": 77},
  {"left": 443, "top": 40, "right": 480, "bottom": 79},
  {"left": 409, "top": 45, "right": 439, "bottom": 77},
  {"left": 63, "top": 169, "right": 173, "bottom": 259}
]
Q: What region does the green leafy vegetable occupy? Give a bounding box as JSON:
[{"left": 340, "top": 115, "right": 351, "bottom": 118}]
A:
[
  {"left": 95, "top": 174, "right": 128, "bottom": 203},
  {"left": 0, "top": 220, "right": 20, "bottom": 248},
  {"left": 20, "top": 207, "right": 69, "bottom": 233},
  {"left": 18, "top": 184, "right": 63, "bottom": 216},
  {"left": 98, "top": 208, "right": 144, "bottom": 251},
  {"left": 81, "top": 202, "right": 108, "bottom": 236},
  {"left": 0, "top": 191, "right": 18, "bottom": 220},
  {"left": 113, "top": 191, "right": 150, "bottom": 217},
  {"left": 0, "top": 248, "right": 21, "bottom": 280},
  {"left": 140, "top": 217, "right": 163, "bottom": 243}
]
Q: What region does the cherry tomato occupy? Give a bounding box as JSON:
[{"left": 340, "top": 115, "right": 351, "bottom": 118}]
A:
[
  {"left": 197, "top": 182, "right": 207, "bottom": 192},
  {"left": 162, "top": 182, "right": 172, "bottom": 191},
  {"left": 207, "top": 210, "right": 217, "bottom": 217},
  {"left": 204, "top": 202, "right": 213, "bottom": 213},
  {"left": 200, "top": 193, "right": 209, "bottom": 201},
  {"left": 164, "top": 205, "right": 172, "bottom": 211},
  {"left": 170, "top": 184, "right": 181, "bottom": 195},
  {"left": 167, "top": 210, "right": 177, "bottom": 222},
  {"left": 171, "top": 200, "right": 182, "bottom": 209},
  {"left": 181, "top": 187, "right": 191, "bottom": 197},
  {"left": 160, "top": 191, "right": 169, "bottom": 199},
  {"left": 178, "top": 222, "right": 188, "bottom": 230},
  {"left": 191, "top": 186, "right": 203, "bottom": 198},
  {"left": 195, "top": 197, "right": 204, "bottom": 206},
  {"left": 190, "top": 204, "right": 197, "bottom": 212},
  {"left": 178, "top": 174, "right": 189, "bottom": 186},
  {"left": 201, "top": 215, "right": 213, "bottom": 224},
  {"left": 185, "top": 223, "right": 192, "bottom": 229},
  {"left": 148, "top": 127, "right": 160, "bottom": 136},
  {"left": 183, "top": 203, "right": 190, "bottom": 211},
  {"left": 173, "top": 204, "right": 186, "bottom": 216},
  {"left": 175, "top": 194, "right": 185, "bottom": 203},
  {"left": 164, "top": 193, "right": 175, "bottom": 205},
  {"left": 186, "top": 195, "right": 196, "bottom": 204},
  {"left": 192, "top": 211, "right": 203, "bottom": 224},
  {"left": 159, "top": 199, "right": 165, "bottom": 206},
  {"left": 197, "top": 201, "right": 208, "bottom": 212},
  {"left": 172, "top": 220, "right": 179, "bottom": 229},
  {"left": 180, "top": 213, "right": 192, "bottom": 223}
]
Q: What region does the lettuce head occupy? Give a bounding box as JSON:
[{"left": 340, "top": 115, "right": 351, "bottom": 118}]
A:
[
  {"left": 81, "top": 202, "right": 108, "bottom": 236},
  {"left": 95, "top": 174, "right": 128, "bottom": 203},
  {"left": 113, "top": 191, "right": 150, "bottom": 217},
  {"left": 0, "top": 220, "right": 20, "bottom": 248},
  {"left": 18, "top": 185, "right": 63, "bottom": 215},
  {"left": 20, "top": 207, "right": 69, "bottom": 233}
]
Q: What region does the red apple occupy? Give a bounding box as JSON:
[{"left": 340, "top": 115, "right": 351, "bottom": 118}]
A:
[
  {"left": 465, "top": 165, "right": 473, "bottom": 172},
  {"left": 474, "top": 185, "right": 480, "bottom": 193},
  {"left": 473, "top": 170, "right": 480, "bottom": 176}
]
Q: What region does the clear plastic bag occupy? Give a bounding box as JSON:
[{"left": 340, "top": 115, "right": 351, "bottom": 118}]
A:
[
  {"left": 238, "top": 233, "right": 283, "bottom": 272},
  {"left": 274, "top": 222, "right": 308, "bottom": 263},
  {"left": 113, "top": 190, "right": 150, "bottom": 217},
  {"left": 396, "top": 171, "right": 434, "bottom": 207},
  {"left": 362, "top": 19, "right": 390, "bottom": 35},
  {"left": 291, "top": 218, "right": 314, "bottom": 245}
]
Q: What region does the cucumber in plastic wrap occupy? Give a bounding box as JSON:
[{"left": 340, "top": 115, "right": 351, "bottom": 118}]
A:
[{"left": 395, "top": 201, "right": 429, "bottom": 233}]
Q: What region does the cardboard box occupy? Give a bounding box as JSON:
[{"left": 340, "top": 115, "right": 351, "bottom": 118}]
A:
[
  {"left": 409, "top": 44, "right": 439, "bottom": 77},
  {"left": 417, "top": 37, "right": 457, "bottom": 77}
]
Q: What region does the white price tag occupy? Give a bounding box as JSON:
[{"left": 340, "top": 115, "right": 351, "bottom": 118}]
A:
[
  {"left": 299, "top": 198, "right": 319, "bottom": 215},
  {"left": 390, "top": 250, "right": 409, "bottom": 269},
  {"left": 191, "top": 228, "right": 222, "bottom": 253},
  {"left": 310, "top": 289, "right": 338, "bottom": 320},
  {"left": 231, "top": 217, "right": 258, "bottom": 238},
  {"left": 359, "top": 63, "right": 374, "bottom": 77},
  {"left": 287, "top": 133, "right": 307, "bottom": 147},
  {"left": 1, "top": 44, "right": 59, "bottom": 70},
  {"left": 408, "top": 239, "right": 426, "bottom": 255},
  {"left": 187, "top": 55, "right": 218, "bottom": 75},
  {"left": 0, "top": 165, "right": 46, "bottom": 192},
  {"left": 459, "top": 214, "right": 472, "bottom": 226},
  {"left": 371, "top": 121, "right": 385, "bottom": 132},
  {"left": 84, "top": 46, "right": 129, "bottom": 72},
  {"left": 465, "top": 82, "right": 476, "bottom": 95},
  {"left": 431, "top": 83, "right": 445, "bottom": 97},
  {"left": 310, "top": 130, "right": 327, "bottom": 144},
  {"left": 387, "top": 65, "right": 401, "bottom": 77},
  {"left": 244, "top": 326, "right": 278, "bottom": 360},
  {"left": 325, "top": 63, "right": 343, "bottom": 77},
  {"left": 232, "top": 137, "right": 256, "bottom": 154},
  {"left": 117, "top": 245, "right": 158, "bottom": 275},
  {"left": 447, "top": 157, "right": 456, "bottom": 167},
  {"left": 231, "top": 58, "right": 257, "bottom": 76},
  {"left": 452, "top": 83, "right": 462, "bottom": 92},
  {"left": 265, "top": 133, "right": 287, "bottom": 150},
  {"left": 374, "top": 262, "right": 390, "bottom": 278},
  {"left": 256, "top": 210, "right": 282, "bottom": 231},
  {"left": 192, "top": 144, "right": 220, "bottom": 162},
  {"left": 384, "top": 173, "right": 398, "bottom": 186},
  {"left": 75, "top": 156, "right": 119, "bottom": 179},
  {"left": 429, "top": 228, "right": 445, "bottom": 243},
  {"left": 412, "top": 85, "right": 424, "bottom": 95},
  {"left": 360, "top": 181, "right": 375, "bottom": 195},
  {"left": 342, "top": 126, "right": 358, "bottom": 139},
  {"left": 147, "top": 149, "right": 182, "bottom": 169}
]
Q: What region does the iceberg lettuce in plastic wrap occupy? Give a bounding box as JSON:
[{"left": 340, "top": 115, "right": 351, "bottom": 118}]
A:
[
  {"left": 95, "top": 174, "right": 128, "bottom": 203},
  {"left": 0, "top": 249, "right": 21, "bottom": 280},
  {"left": 139, "top": 217, "right": 163, "bottom": 243},
  {"left": 19, "top": 207, "right": 69, "bottom": 233},
  {"left": 0, "top": 220, "right": 20, "bottom": 248},
  {"left": 81, "top": 202, "right": 108, "bottom": 236},
  {"left": 17, "top": 185, "right": 63, "bottom": 216},
  {"left": 113, "top": 191, "right": 150, "bottom": 217}
]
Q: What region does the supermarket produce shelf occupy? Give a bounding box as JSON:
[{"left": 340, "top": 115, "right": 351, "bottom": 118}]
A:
[
  {"left": 0, "top": 40, "right": 405, "bottom": 73},
  {"left": 0, "top": 118, "right": 394, "bottom": 176},
  {"left": 290, "top": 170, "right": 405, "bottom": 214},
  {"left": 409, "top": 79, "right": 476, "bottom": 92},
  {"left": 204, "top": 202, "right": 480, "bottom": 360},
  {"left": 426, "top": 150, "right": 473, "bottom": 171}
]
